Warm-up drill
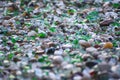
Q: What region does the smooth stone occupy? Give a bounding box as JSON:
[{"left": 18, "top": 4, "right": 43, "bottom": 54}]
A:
[
  {"left": 46, "top": 47, "right": 55, "bottom": 55},
  {"left": 54, "top": 49, "right": 63, "bottom": 55},
  {"left": 88, "top": 39, "right": 94, "bottom": 44},
  {"left": 62, "top": 44, "right": 72, "bottom": 49},
  {"left": 70, "top": 51, "right": 80, "bottom": 55},
  {"left": 97, "top": 62, "right": 111, "bottom": 72},
  {"left": 73, "top": 75, "right": 82, "bottom": 80},
  {"left": 35, "top": 68, "right": 42, "bottom": 78},
  {"left": 108, "top": 58, "right": 117, "bottom": 66},
  {"left": 82, "top": 67, "right": 91, "bottom": 78},
  {"left": 13, "top": 57, "right": 21, "bottom": 62},
  {"left": 111, "top": 65, "right": 120, "bottom": 75},
  {"left": 100, "top": 34, "right": 113, "bottom": 41},
  {"left": 29, "top": 58, "right": 37, "bottom": 62},
  {"left": 97, "top": 71, "right": 109, "bottom": 80},
  {"left": 105, "top": 12, "right": 118, "bottom": 19},
  {"left": 52, "top": 56, "right": 63, "bottom": 64},
  {"left": 103, "top": 42, "right": 113, "bottom": 49},
  {"left": 112, "top": 0, "right": 120, "bottom": 3},
  {"left": 49, "top": 72, "right": 56, "bottom": 80},
  {"left": 16, "top": 70, "right": 22, "bottom": 75},
  {"left": 84, "top": 0, "right": 94, "bottom": 4},
  {"left": 85, "top": 61, "right": 98, "bottom": 68},
  {"left": 46, "top": 42, "right": 56, "bottom": 47},
  {"left": 36, "top": 50, "right": 45, "bottom": 55},
  {"left": 79, "top": 40, "right": 91, "bottom": 48},
  {"left": 82, "top": 54, "right": 93, "bottom": 61},
  {"left": 86, "top": 47, "right": 97, "bottom": 53},
  {"left": 109, "top": 72, "right": 120, "bottom": 79},
  {"left": 100, "top": 19, "right": 113, "bottom": 26},
  {"left": 103, "top": 2, "right": 110, "bottom": 7},
  {"left": 63, "top": 64, "right": 74, "bottom": 69},
  {"left": 94, "top": 0, "right": 103, "bottom": 3},
  {"left": 3, "top": 60, "right": 10, "bottom": 67},
  {"left": 27, "top": 31, "right": 37, "bottom": 37}
]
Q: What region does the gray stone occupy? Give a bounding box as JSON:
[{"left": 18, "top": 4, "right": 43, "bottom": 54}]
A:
[
  {"left": 53, "top": 56, "right": 63, "bottom": 64},
  {"left": 98, "top": 62, "right": 111, "bottom": 72},
  {"left": 79, "top": 40, "right": 91, "bottom": 48},
  {"left": 27, "top": 31, "right": 37, "bottom": 37},
  {"left": 62, "top": 44, "right": 72, "bottom": 49},
  {"left": 54, "top": 49, "right": 63, "bottom": 55},
  {"left": 86, "top": 47, "right": 97, "bottom": 53}
]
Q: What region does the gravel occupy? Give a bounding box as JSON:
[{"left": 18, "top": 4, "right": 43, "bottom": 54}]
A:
[{"left": 0, "top": 0, "right": 119, "bottom": 80}]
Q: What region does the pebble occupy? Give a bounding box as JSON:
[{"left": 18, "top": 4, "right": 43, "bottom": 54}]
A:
[
  {"left": 3, "top": 60, "right": 10, "bottom": 67},
  {"left": 27, "top": 31, "right": 37, "bottom": 37},
  {"left": 111, "top": 64, "right": 120, "bottom": 76},
  {"left": 85, "top": 61, "right": 98, "bottom": 68},
  {"left": 16, "top": 70, "right": 22, "bottom": 75},
  {"left": 82, "top": 54, "right": 93, "bottom": 61},
  {"left": 97, "top": 71, "right": 109, "bottom": 80},
  {"left": 35, "top": 68, "right": 42, "bottom": 78},
  {"left": 62, "top": 44, "right": 72, "bottom": 49},
  {"left": 84, "top": 0, "right": 94, "bottom": 4},
  {"left": 63, "top": 64, "right": 74, "bottom": 70},
  {"left": 103, "top": 42, "right": 113, "bottom": 49},
  {"left": 73, "top": 75, "right": 82, "bottom": 80},
  {"left": 53, "top": 56, "right": 63, "bottom": 65},
  {"left": 86, "top": 47, "right": 97, "bottom": 53},
  {"left": 82, "top": 67, "right": 91, "bottom": 78},
  {"left": 46, "top": 41, "right": 56, "bottom": 47},
  {"left": 46, "top": 47, "right": 55, "bottom": 55},
  {"left": 100, "top": 19, "right": 113, "bottom": 26},
  {"left": 105, "top": 12, "right": 118, "bottom": 19},
  {"left": 97, "top": 62, "right": 111, "bottom": 72},
  {"left": 49, "top": 72, "right": 56, "bottom": 80},
  {"left": 79, "top": 40, "right": 91, "bottom": 48},
  {"left": 54, "top": 49, "right": 63, "bottom": 55},
  {"left": 36, "top": 50, "right": 45, "bottom": 55}
]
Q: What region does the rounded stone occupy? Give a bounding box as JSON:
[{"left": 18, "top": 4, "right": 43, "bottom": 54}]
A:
[
  {"left": 85, "top": 61, "right": 98, "bottom": 68},
  {"left": 27, "top": 31, "right": 37, "bottom": 37},
  {"left": 53, "top": 56, "right": 63, "bottom": 64},
  {"left": 103, "top": 42, "right": 113, "bottom": 49},
  {"left": 79, "top": 40, "right": 91, "bottom": 48},
  {"left": 86, "top": 47, "right": 97, "bottom": 53},
  {"left": 97, "top": 62, "right": 111, "bottom": 72}
]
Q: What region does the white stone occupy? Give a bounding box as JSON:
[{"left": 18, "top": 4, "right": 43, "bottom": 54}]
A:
[
  {"left": 62, "top": 44, "right": 72, "bottom": 48},
  {"left": 63, "top": 64, "right": 73, "bottom": 69},
  {"left": 82, "top": 67, "right": 91, "bottom": 78},
  {"left": 111, "top": 65, "right": 120, "bottom": 75},
  {"left": 86, "top": 47, "right": 97, "bottom": 53},
  {"left": 16, "top": 71, "right": 22, "bottom": 75},
  {"left": 27, "top": 31, "right": 37, "bottom": 36},
  {"left": 54, "top": 49, "right": 63, "bottom": 55},
  {"left": 105, "top": 12, "right": 118, "bottom": 19},
  {"left": 73, "top": 75, "right": 82, "bottom": 80},
  {"left": 35, "top": 68, "right": 42, "bottom": 78},
  {"left": 53, "top": 56, "right": 63, "bottom": 64},
  {"left": 49, "top": 72, "right": 56, "bottom": 80}
]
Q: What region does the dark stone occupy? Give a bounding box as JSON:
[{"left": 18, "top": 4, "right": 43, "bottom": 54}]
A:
[
  {"left": 46, "top": 47, "right": 55, "bottom": 55},
  {"left": 98, "top": 63, "right": 111, "bottom": 72},
  {"left": 108, "top": 37, "right": 113, "bottom": 41},
  {"left": 4, "top": 16, "right": 11, "bottom": 20},
  {"left": 13, "top": 57, "right": 21, "bottom": 63},
  {"left": 100, "top": 19, "right": 113, "bottom": 26},
  {"left": 85, "top": 61, "right": 98, "bottom": 68},
  {"left": 97, "top": 72, "right": 109, "bottom": 80},
  {"left": 40, "top": 65, "right": 54, "bottom": 70},
  {"left": 109, "top": 72, "right": 120, "bottom": 79}
]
